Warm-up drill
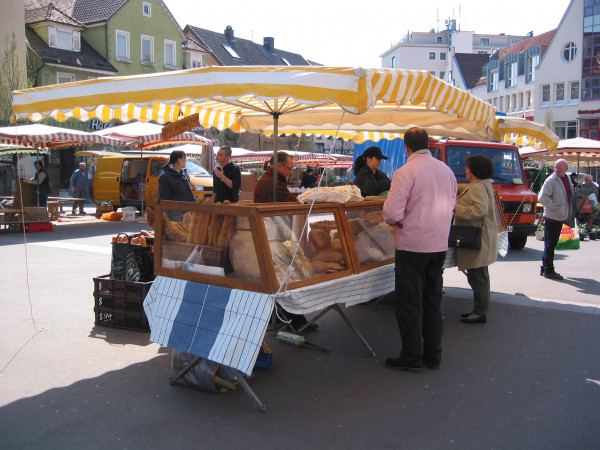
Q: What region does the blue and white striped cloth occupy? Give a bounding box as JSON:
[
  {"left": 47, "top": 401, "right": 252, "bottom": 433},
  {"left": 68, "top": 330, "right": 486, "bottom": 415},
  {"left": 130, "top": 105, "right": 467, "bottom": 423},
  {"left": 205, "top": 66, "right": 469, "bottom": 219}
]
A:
[{"left": 143, "top": 277, "right": 274, "bottom": 376}]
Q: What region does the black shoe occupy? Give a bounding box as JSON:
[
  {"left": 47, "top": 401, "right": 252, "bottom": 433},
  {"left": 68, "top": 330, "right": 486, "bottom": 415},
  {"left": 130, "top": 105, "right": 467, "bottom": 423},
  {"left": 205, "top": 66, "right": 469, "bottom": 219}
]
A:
[
  {"left": 385, "top": 357, "right": 422, "bottom": 372},
  {"left": 461, "top": 315, "right": 486, "bottom": 324},
  {"left": 543, "top": 271, "right": 564, "bottom": 280},
  {"left": 423, "top": 358, "right": 441, "bottom": 370},
  {"left": 461, "top": 312, "right": 473, "bottom": 318},
  {"left": 540, "top": 265, "right": 545, "bottom": 276}
]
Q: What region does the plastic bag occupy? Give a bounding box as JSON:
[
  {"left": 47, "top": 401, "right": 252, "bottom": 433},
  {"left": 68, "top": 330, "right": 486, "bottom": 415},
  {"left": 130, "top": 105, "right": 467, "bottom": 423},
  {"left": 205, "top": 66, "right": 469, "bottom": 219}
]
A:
[
  {"left": 497, "top": 231, "right": 509, "bottom": 257},
  {"left": 579, "top": 196, "right": 593, "bottom": 214},
  {"left": 171, "top": 350, "right": 237, "bottom": 393},
  {"left": 555, "top": 225, "right": 580, "bottom": 250}
]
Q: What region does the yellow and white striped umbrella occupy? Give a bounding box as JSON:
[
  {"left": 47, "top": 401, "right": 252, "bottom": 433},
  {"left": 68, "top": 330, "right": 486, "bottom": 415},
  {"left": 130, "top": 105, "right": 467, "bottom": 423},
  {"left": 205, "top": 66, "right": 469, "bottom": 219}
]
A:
[
  {"left": 12, "top": 67, "right": 491, "bottom": 128},
  {"left": 10, "top": 66, "right": 557, "bottom": 149}
]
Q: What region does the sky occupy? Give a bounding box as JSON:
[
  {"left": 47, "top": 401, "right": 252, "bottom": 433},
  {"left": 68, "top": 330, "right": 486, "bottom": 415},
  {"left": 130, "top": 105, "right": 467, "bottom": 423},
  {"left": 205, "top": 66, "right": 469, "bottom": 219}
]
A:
[{"left": 164, "top": 0, "right": 571, "bottom": 68}]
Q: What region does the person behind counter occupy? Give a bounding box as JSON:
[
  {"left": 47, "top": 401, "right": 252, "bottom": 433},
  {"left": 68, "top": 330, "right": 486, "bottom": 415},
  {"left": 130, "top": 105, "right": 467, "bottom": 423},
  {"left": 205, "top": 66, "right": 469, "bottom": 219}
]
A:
[
  {"left": 25, "top": 160, "right": 51, "bottom": 208},
  {"left": 300, "top": 168, "right": 318, "bottom": 189},
  {"left": 253, "top": 151, "right": 298, "bottom": 203},
  {"left": 353, "top": 146, "right": 391, "bottom": 197},
  {"left": 453, "top": 155, "right": 498, "bottom": 324},
  {"left": 213, "top": 146, "right": 241, "bottom": 203},
  {"left": 253, "top": 151, "right": 315, "bottom": 331}
]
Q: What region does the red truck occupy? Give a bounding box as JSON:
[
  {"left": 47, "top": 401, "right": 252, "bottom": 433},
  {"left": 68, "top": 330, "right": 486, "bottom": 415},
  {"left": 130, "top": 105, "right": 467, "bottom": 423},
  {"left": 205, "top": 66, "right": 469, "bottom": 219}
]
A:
[{"left": 429, "top": 139, "right": 537, "bottom": 249}]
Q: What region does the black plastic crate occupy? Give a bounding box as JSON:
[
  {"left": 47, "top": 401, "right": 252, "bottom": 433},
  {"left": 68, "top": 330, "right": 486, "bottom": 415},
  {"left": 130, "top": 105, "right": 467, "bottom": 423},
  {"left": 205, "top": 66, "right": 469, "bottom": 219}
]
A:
[{"left": 93, "top": 274, "right": 152, "bottom": 332}]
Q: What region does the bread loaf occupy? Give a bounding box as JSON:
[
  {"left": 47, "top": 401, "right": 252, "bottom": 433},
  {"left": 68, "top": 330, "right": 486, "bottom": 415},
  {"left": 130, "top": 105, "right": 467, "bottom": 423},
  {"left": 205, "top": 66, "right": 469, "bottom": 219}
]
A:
[
  {"left": 309, "top": 228, "right": 331, "bottom": 250},
  {"left": 313, "top": 261, "right": 344, "bottom": 274},
  {"left": 217, "top": 201, "right": 234, "bottom": 247},
  {"left": 145, "top": 207, "right": 156, "bottom": 229},
  {"left": 188, "top": 198, "right": 212, "bottom": 244},
  {"left": 207, "top": 201, "right": 223, "bottom": 246},
  {"left": 311, "top": 249, "right": 344, "bottom": 265},
  {"left": 162, "top": 212, "right": 188, "bottom": 242}
]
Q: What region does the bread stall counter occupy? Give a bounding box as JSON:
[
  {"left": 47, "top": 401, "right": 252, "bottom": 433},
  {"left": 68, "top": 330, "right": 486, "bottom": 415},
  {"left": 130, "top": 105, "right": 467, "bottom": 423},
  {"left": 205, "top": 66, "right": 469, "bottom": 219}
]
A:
[{"left": 143, "top": 198, "right": 397, "bottom": 369}]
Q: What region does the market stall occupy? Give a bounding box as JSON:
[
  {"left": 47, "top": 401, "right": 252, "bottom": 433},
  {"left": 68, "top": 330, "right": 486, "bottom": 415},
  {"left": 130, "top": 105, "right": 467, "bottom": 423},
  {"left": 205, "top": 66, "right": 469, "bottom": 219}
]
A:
[{"left": 11, "top": 65, "right": 554, "bottom": 409}]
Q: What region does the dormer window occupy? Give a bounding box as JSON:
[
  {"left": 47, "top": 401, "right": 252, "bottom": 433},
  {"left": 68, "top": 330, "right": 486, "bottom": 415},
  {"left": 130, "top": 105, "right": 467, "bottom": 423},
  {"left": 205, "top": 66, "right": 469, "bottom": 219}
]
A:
[
  {"left": 48, "top": 26, "right": 80, "bottom": 52},
  {"left": 143, "top": 2, "right": 151, "bottom": 17}
]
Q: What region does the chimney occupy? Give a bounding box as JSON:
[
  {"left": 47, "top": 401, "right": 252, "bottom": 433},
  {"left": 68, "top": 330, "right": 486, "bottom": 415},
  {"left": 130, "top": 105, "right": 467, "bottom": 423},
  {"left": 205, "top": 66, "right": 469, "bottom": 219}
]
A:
[
  {"left": 225, "top": 25, "right": 234, "bottom": 41},
  {"left": 264, "top": 37, "right": 274, "bottom": 53}
]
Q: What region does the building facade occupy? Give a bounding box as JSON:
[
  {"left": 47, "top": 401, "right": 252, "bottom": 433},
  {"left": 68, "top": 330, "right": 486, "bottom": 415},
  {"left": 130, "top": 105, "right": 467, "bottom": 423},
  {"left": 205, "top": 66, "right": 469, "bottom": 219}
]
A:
[
  {"left": 534, "top": 0, "right": 598, "bottom": 140},
  {"left": 380, "top": 20, "right": 527, "bottom": 86}
]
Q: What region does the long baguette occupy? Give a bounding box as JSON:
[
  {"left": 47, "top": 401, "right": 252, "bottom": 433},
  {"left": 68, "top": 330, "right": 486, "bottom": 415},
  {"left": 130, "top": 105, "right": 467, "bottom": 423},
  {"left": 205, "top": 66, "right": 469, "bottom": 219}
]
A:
[
  {"left": 196, "top": 198, "right": 213, "bottom": 244},
  {"left": 186, "top": 197, "right": 205, "bottom": 243},
  {"left": 217, "top": 201, "right": 234, "bottom": 247},
  {"left": 207, "top": 201, "right": 223, "bottom": 246}
]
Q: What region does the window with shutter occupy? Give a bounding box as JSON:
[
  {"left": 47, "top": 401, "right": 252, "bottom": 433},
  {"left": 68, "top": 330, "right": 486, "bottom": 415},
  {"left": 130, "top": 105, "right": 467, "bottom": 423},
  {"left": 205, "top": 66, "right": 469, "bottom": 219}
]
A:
[
  {"left": 48, "top": 26, "right": 57, "bottom": 47},
  {"left": 73, "top": 31, "right": 80, "bottom": 52}
]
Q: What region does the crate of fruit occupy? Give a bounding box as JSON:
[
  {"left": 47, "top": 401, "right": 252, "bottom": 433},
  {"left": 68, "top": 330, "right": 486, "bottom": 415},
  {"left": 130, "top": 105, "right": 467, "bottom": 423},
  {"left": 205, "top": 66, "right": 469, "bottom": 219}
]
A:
[{"left": 93, "top": 274, "right": 152, "bottom": 332}]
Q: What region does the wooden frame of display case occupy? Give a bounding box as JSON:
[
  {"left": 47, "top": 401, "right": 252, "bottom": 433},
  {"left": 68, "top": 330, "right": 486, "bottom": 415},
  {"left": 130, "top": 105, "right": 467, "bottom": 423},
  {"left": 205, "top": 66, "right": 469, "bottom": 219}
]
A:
[
  {"left": 340, "top": 199, "right": 395, "bottom": 273},
  {"left": 155, "top": 201, "right": 355, "bottom": 294}
]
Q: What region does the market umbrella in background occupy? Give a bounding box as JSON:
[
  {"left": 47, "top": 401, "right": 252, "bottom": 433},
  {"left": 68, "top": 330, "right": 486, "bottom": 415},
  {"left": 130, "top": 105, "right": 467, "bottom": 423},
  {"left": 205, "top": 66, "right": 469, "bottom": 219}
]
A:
[
  {"left": 230, "top": 150, "right": 336, "bottom": 167},
  {"left": 0, "top": 124, "right": 131, "bottom": 213},
  {"left": 0, "top": 123, "right": 133, "bottom": 148},
  {"left": 519, "top": 137, "right": 600, "bottom": 173},
  {"left": 91, "top": 121, "right": 211, "bottom": 213}
]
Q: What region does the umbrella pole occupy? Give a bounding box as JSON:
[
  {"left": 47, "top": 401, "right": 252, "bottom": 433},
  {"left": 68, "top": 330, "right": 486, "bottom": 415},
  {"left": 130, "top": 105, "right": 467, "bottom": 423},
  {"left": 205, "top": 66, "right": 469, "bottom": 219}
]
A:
[
  {"left": 140, "top": 139, "right": 145, "bottom": 216},
  {"left": 273, "top": 112, "right": 279, "bottom": 202}
]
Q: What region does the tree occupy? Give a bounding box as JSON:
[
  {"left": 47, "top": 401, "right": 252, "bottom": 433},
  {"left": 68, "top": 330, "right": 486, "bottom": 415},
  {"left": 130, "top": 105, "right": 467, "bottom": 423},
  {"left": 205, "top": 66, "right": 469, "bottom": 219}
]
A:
[{"left": 0, "top": 32, "right": 31, "bottom": 126}]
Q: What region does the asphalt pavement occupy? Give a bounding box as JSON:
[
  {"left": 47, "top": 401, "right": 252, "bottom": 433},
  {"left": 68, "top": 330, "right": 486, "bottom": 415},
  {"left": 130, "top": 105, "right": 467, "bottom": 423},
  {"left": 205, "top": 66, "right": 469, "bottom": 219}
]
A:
[{"left": 1, "top": 211, "right": 599, "bottom": 449}]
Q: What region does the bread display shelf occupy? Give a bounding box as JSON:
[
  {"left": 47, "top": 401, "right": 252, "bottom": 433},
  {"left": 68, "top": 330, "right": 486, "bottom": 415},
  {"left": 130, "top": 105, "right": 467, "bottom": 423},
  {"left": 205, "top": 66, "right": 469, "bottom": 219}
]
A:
[{"left": 155, "top": 199, "right": 393, "bottom": 294}]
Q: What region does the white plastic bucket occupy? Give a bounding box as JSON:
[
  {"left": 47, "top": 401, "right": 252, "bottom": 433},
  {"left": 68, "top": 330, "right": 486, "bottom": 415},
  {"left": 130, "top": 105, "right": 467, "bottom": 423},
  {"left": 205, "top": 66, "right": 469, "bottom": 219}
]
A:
[{"left": 122, "top": 206, "right": 136, "bottom": 222}]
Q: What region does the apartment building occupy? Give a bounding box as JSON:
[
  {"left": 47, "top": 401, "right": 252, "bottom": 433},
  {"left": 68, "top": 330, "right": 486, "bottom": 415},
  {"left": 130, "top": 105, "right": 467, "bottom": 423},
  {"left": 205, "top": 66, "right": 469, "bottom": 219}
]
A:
[{"left": 380, "top": 19, "right": 527, "bottom": 85}]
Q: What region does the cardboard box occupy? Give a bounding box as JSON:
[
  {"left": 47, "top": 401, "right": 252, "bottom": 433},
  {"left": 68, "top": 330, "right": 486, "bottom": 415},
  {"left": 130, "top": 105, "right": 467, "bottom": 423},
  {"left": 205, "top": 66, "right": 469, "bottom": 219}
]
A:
[{"left": 241, "top": 172, "right": 257, "bottom": 192}]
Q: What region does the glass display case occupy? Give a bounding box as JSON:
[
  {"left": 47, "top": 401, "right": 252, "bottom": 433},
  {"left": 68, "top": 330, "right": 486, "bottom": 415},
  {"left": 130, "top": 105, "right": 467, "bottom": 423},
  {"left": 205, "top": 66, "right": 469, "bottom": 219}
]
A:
[
  {"left": 155, "top": 199, "right": 393, "bottom": 293},
  {"left": 342, "top": 200, "right": 396, "bottom": 272}
]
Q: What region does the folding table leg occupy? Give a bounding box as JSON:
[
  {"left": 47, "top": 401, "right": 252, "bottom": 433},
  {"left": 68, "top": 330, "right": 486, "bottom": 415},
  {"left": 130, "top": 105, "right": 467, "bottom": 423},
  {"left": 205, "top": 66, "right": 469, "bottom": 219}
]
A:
[
  {"left": 332, "top": 304, "right": 376, "bottom": 357},
  {"left": 223, "top": 367, "right": 266, "bottom": 412}
]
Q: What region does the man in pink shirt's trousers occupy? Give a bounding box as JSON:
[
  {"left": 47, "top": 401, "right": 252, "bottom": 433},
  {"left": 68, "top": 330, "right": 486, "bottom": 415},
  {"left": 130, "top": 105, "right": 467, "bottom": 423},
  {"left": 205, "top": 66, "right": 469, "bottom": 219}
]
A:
[{"left": 382, "top": 127, "right": 457, "bottom": 371}]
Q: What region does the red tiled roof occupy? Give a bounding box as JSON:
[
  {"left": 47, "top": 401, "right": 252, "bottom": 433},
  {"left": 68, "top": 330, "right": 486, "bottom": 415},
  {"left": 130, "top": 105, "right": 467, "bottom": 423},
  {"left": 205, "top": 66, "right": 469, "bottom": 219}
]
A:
[{"left": 498, "top": 30, "right": 555, "bottom": 59}]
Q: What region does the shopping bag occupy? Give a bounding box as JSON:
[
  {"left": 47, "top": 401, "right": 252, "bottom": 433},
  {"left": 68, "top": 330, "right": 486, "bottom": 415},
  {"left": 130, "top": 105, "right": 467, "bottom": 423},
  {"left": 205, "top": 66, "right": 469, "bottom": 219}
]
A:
[
  {"left": 589, "top": 193, "right": 598, "bottom": 207},
  {"left": 555, "top": 225, "right": 580, "bottom": 250},
  {"left": 579, "top": 196, "right": 593, "bottom": 214},
  {"left": 497, "top": 231, "right": 509, "bottom": 257},
  {"left": 171, "top": 350, "right": 237, "bottom": 393},
  {"left": 110, "top": 234, "right": 154, "bottom": 282}
]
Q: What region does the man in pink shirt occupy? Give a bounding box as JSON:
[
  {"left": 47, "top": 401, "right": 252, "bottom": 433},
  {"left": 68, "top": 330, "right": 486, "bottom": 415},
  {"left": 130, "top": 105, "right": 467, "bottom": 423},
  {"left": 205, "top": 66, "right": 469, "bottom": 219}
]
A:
[{"left": 382, "top": 127, "right": 457, "bottom": 371}]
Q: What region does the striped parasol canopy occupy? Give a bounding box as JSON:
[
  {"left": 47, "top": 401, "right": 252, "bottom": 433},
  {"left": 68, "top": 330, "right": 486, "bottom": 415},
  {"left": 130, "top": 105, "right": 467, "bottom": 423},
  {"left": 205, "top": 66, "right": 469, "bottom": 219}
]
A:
[
  {"left": 10, "top": 66, "right": 558, "bottom": 149},
  {"left": 91, "top": 121, "right": 211, "bottom": 148},
  {"left": 231, "top": 150, "right": 336, "bottom": 166},
  {"left": 0, "top": 123, "right": 132, "bottom": 148}
]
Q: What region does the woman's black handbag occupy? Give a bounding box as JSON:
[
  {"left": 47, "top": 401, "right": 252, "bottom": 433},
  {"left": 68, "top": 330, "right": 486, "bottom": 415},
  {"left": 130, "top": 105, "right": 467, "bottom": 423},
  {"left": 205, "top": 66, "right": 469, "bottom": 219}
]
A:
[{"left": 448, "top": 225, "right": 482, "bottom": 249}]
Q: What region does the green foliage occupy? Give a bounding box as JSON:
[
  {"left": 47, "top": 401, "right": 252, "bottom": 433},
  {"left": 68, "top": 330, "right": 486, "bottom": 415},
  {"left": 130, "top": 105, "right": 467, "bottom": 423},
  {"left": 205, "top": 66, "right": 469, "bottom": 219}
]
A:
[{"left": 0, "top": 32, "right": 31, "bottom": 126}]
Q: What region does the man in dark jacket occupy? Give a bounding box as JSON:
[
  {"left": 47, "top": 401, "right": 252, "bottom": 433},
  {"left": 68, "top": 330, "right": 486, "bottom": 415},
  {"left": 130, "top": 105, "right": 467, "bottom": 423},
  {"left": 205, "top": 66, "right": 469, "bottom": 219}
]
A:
[
  {"left": 253, "top": 151, "right": 315, "bottom": 331},
  {"left": 213, "top": 146, "right": 241, "bottom": 203},
  {"left": 253, "top": 152, "right": 298, "bottom": 203},
  {"left": 27, "top": 160, "right": 50, "bottom": 207}
]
